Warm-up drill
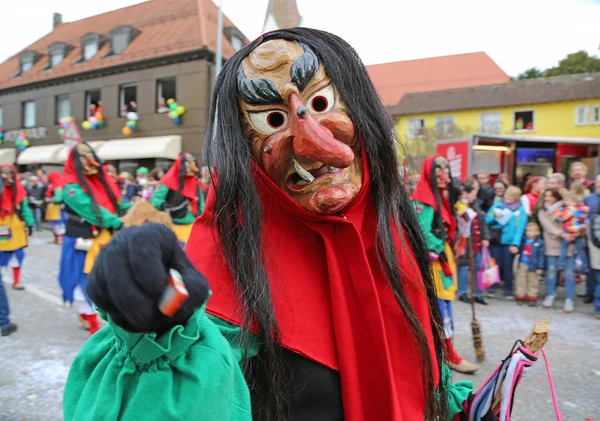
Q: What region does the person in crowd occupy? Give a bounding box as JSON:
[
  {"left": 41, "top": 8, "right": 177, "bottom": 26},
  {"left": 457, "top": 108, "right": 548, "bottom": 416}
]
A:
[
  {"left": 36, "top": 168, "right": 48, "bottom": 186},
  {"left": 120, "top": 172, "right": 140, "bottom": 203},
  {"left": 519, "top": 172, "right": 532, "bottom": 191},
  {"left": 548, "top": 173, "right": 566, "bottom": 192},
  {"left": 553, "top": 190, "right": 590, "bottom": 273},
  {"left": 0, "top": 271, "right": 17, "bottom": 336},
  {"left": 136, "top": 166, "right": 149, "bottom": 182},
  {"left": 27, "top": 175, "right": 46, "bottom": 232},
  {"left": 485, "top": 186, "right": 528, "bottom": 299},
  {"left": 104, "top": 164, "right": 120, "bottom": 188},
  {"left": 44, "top": 170, "right": 65, "bottom": 245},
  {"left": 493, "top": 179, "right": 507, "bottom": 204},
  {"left": 456, "top": 182, "right": 489, "bottom": 305},
  {"left": 539, "top": 189, "right": 578, "bottom": 312},
  {"left": 567, "top": 161, "right": 595, "bottom": 193},
  {"left": 0, "top": 165, "right": 35, "bottom": 290},
  {"left": 570, "top": 180, "right": 590, "bottom": 198},
  {"left": 520, "top": 176, "right": 547, "bottom": 218},
  {"left": 583, "top": 176, "right": 600, "bottom": 304},
  {"left": 514, "top": 221, "right": 545, "bottom": 306},
  {"left": 497, "top": 173, "right": 510, "bottom": 185},
  {"left": 476, "top": 171, "right": 495, "bottom": 212}
]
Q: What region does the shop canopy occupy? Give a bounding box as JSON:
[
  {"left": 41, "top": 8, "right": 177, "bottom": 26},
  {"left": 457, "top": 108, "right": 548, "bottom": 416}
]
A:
[
  {"left": 0, "top": 149, "right": 16, "bottom": 165},
  {"left": 474, "top": 134, "right": 600, "bottom": 145},
  {"left": 95, "top": 136, "right": 182, "bottom": 161},
  {"left": 16, "top": 144, "right": 65, "bottom": 165},
  {"left": 55, "top": 141, "right": 106, "bottom": 163}
]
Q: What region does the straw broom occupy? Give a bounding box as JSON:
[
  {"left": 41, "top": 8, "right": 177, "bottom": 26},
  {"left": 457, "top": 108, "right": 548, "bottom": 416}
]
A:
[{"left": 468, "top": 237, "right": 485, "bottom": 363}]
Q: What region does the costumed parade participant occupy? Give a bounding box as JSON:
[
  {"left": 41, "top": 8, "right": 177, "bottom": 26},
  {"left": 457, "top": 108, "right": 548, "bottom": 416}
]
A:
[
  {"left": 65, "top": 29, "right": 551, "bottom": 421},
  {"left": 149, "top": 152, "right": 202, "bottom": 246},
  {"left": 0, "top": 164, "right": 34, "bottom": 291},
  {"left": 412, "top": 155, "right": 478, "bottom": 375},
  {"left": 58, "top": 143, "right": 125, "bottom": 335},
  {"left": 45, "top": 170, "right": 65, "bottom": 245}
]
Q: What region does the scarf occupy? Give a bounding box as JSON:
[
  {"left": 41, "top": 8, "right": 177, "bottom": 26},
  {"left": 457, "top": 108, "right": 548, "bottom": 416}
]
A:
[
  {"left": 160, "top": 154, "right": 199, "bottom": 215},
  {"left": 501, "top": 200, "right": 521, "bottom": 212},
  {"left": 46, "top": 170, "right": 63, "bottom": 199},
  {"left": 185, "top": 161, "right": 438, "bottom": 421},
  {"left": 61, "top": 146, "right": 121, "bottom": 214},
  {"left": 0, "top": 165, "right": 26, "bottom": 217}
]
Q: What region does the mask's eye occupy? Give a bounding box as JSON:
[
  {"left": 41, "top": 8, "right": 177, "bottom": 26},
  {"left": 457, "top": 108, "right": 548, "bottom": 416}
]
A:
[
  {"left": 248, "top": 110, "right": 289, "bottom": 135},
  {"left": 307, "top": 84, "right": 335, "bottom": 114}
]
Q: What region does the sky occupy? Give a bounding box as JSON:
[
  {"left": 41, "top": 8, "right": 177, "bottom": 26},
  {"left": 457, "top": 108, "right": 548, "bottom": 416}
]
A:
[{"left": 0, "top": 0, "right": 598, "bottom": 77}]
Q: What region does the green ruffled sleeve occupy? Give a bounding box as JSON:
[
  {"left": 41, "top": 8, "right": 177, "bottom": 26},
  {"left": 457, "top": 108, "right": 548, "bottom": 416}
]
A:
[
  {"left": 443, "top": 364, "right": 473, "bottom": 419},
  {"left": 149, "top": 184, "right": 196, "bottom": 224},
  {"left": 63, "top": 183, "right": 122, "bottom": 229},
  {"left": 64, "top": 302, "right": 254, "bottom": 421},
  {"left": 51, "top": 187, "right": 62, "bottom": 204},
  {"left": 19, "top": 198, "right": 35, "bottom": 227},
  {"left": 413, "top": 201, "right": 445, "bottom": 254}
]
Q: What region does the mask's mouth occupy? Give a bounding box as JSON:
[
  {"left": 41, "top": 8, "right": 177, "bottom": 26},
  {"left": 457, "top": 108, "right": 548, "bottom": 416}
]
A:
[{"left": 287, "top": 159, "right": 340, "bottom": 191}]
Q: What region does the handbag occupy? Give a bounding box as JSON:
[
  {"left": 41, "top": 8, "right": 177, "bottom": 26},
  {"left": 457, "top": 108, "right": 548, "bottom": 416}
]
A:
[
  {"left": 489, "top": 226, "right": 502, "bottom": 244},
  {"left": 477, "top": 247, "right": 501, "bottom": 290},
  {"left": 75, "top": 238, "right": 93, "bottom": 252}
]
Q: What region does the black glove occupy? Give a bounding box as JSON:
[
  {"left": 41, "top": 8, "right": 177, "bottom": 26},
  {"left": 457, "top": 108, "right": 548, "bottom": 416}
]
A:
[
  {"left": 87, "top": 223, "right": 210, "bottom": 335},
  {"left": 27, "top": 226, "right": 33, "bottom": 236}
]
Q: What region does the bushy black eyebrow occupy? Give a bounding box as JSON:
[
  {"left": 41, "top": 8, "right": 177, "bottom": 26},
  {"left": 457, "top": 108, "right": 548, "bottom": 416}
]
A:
[
  {"left": 290, "top": 42, "right": 319, "bottom": 92},
  {"left": 237, "top": 68, "right": 283, "bottom": 105}
]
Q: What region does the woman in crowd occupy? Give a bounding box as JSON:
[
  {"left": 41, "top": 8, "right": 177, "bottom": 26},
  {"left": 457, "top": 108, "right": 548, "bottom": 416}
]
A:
[
  {"left": 485, "top": 186, "right": 528, "bottom": 299},
  {"left": 538, "top": 189, "right": 578, "bottom": 312},
  {"left": 520, "top": 176, "right": 547, "bottom": 217},
  {"left": 492, "top": 179, "right": 507, "bottom": 204}
]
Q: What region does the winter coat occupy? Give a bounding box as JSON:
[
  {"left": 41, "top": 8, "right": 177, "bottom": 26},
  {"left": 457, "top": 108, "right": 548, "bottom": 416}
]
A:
[
  {"left": 538, "top": 201, "right": 575, "bottom": 257},
  {"left": 485, "top": 201, "right": 527, "bottom": 247},
  {"left": 519, "top": 236, "right": 545, "bottom": 272}
]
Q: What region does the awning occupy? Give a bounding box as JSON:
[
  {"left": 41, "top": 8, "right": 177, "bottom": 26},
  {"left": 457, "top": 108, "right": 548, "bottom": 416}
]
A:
[
  {"left": 55, "top": 141, "right": 107, "bottom": 163},
  {"left": 96, "top": 136, "right": 182, "bottom": 161},
  {"left": 16, "top": 144, "right": 65, "bottom": 165},
  {"left": 0, "top": 149, "right": 16, "bottom": 165},
  {"left": 474, "top": 133, "right": 600, "bottom": 145}
]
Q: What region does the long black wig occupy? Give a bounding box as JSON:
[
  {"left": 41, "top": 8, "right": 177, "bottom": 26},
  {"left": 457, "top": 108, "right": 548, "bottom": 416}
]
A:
[{"left": 203, "top": 28, "right": 448, "bottom": 421}]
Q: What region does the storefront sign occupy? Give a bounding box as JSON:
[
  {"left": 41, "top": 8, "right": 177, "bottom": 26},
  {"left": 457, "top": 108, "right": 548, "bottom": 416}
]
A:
[
  {"left": 4, "top": 127, "right": 47, "bottom": 142},
  {"left": 436, "top": 139, "right": 471, "bottom": 181}
]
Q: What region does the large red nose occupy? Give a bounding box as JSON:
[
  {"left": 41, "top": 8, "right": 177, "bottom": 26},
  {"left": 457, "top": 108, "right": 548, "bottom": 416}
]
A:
[{"left": 288, "top": 94, "right": 354, "bottom": 168}]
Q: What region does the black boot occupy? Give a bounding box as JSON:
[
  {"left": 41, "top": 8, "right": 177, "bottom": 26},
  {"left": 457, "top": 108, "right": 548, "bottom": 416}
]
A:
[{"left": 1, "top": 324, "right": 17, "bottom": 337}]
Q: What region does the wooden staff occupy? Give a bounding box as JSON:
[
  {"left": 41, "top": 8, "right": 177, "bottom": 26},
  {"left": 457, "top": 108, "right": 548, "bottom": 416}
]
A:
[{"left": 469, "top": 236, "right": 485, "bottom": 363}]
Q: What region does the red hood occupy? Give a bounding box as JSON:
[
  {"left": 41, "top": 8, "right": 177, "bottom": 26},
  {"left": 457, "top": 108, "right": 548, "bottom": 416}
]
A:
[
  {"left": 0, "top": 164, "right": 26, "bottom": 216},
  {"left": 160, "top": 154, "right": 198, "bottom": 215},
  {"left": 46, "top": 170, "right": 63, "bottom": 199},
  {"left": 185, "top": 157, "right": 438, "bottom": 421}
]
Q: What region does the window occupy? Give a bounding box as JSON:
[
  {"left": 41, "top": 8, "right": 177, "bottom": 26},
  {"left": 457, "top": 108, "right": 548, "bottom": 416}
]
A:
[
  {"left": 112, "top": 32, "right": 129, "bottom": 55},
  {"left": 119, "top": 84, "right": 137, "bottom": 117},
  {"left": 56, "top": 95, "right": 71, "bottom": 123},
  {"left": 85, "top": 90, "right": 102, "bottom": 118},
  {"left": 513, "top": 110, "right": 534, "bottom": 131},
  {"left": 22, "top": 101, "right": 36, "bottom": 128},
  {"left": 156, "top": 78, "right": 176, "bottom": 113},
  {"left": 51, "top": 50, "right": 63, "bottom": 68},
  {"left": 406, "top": 118, "right": 425, "bottom": 139},
  {"left": 21, "top": 58, "right": 33, "bottom": 73},
  {"left": 479, "top": 112, "right": 502, "bottom": 134},
  {"left": 0, "top": 107, "right": 3, "bottom": 127},
  {"left": 231, "top": 36, "right": 243, "bottom": 52},
  {"left": 435, "top": 116, "right": 455, "bottom": 139},
  {"left": 83, "top": 41, "right": 98, "bottom": 61},
  {"left": 575, "top": 104, "right": 600, "bottom": 125}
]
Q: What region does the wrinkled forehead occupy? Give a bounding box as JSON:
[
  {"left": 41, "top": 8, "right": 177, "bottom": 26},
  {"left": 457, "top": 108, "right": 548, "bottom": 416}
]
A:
[
  {"left": 434, "top": 156, "right": 449, "bottom": 169},
  {"left": 183, "top": 153, "right": 196, "bottom": 163},
  {"left": 0, "top": 166, "right": 12, "bottom": 175},
  {"left": 76, "top": 143, "right": 93, "bottom": 155}
]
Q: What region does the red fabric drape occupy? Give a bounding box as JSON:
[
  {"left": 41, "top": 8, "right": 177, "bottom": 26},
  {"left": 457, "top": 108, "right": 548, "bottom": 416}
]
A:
[{"left": 159, "top": 154, "right": 198, "bottom": 215}]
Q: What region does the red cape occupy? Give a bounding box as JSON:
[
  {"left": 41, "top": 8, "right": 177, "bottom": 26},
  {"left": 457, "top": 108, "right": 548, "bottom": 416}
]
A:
[
  {"left": 186, "top": 161, "right": 438, "bottom": 421},
  {"left": 412, "top": 154, "right": 457, "bottom": 241},
  {"left": 62, "top": 146, "right": 121, "bottom": 213},
  {"left": 46, "top": 170, "right": 63, "bottom": 199},
  {"left": 159, "top": 154, "right": 198, "bottom": 215},
  {"left": 0, "top": 164, "right": 27, "bottom": 217}
]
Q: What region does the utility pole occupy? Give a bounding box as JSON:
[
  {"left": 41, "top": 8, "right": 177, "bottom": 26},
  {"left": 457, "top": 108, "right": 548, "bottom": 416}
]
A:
[{"left": 215, "top": 0, "right": 223, "bottom": 80}]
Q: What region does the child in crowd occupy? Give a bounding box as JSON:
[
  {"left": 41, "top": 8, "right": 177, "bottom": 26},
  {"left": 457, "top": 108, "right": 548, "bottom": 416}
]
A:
[
  {"left": 485, "top": 186, "right": 528, "bottom": 299},
  {"left": 553, "top": 191, "right": 590, "bottom": 273},
  {"left": 515, "top": 222, "right": 545, "bottom": 305}
]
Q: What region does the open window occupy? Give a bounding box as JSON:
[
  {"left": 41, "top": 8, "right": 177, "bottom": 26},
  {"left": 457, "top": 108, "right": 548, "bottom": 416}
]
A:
[
  {"left": 513, "top": 110, "right": 535, "bottom": 132},
  {"left": 156, "top": 78, "right": 176, "bottom": 113},
  {"left": 119, "top": 84, "right": 137, "bottom": 117},
  {"left": 85, "top": 89, "right": 102, "bottom": 118}
]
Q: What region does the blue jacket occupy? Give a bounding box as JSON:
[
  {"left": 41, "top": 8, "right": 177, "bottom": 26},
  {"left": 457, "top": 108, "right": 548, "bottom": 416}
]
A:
[
  {"left": 584, "top": 193, "right": 600, "bottom": 215},
  {"left": 485, "top": 201, "right": 528, "bottom": 247},
  {"left": 519, "top": 236, "right": 545, "bottom": 271}
]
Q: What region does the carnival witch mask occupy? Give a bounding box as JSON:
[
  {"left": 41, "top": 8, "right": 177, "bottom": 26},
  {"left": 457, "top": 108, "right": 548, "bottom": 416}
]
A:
[
  {"left": 433, "top": 156, "right": 451, "bottom": 189},
  {"left": 182, "top": 153, "right": 199, "bottom": 177},
  {"left": 0, "top": 166, "right": 14, "bottom": 186},
  {"left": 239, "top": 39, "right": 362, "bottom": 215},
  {"left": 76, "top": 143, "right": 100, "bottom": 175}
]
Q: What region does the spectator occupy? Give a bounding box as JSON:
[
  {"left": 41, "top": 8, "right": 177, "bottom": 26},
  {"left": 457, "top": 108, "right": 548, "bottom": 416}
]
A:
[
  {"left": 476, "top": 171, "right": 495, "bottom": 212},
  {"left": 120, "top": 172, "right": 140, "bottom": 203},
  {"left": 27, "top": 175, "right": 46, "bottom": 232},
  {"left": 583, "top": 175, "right": 600, "bottom": 304},
  {"left": 520, "top": 176, "right": 547, "bottom": 217},
  {"left": 547, "top": 173, "right": 566, "bottom": 192},
  {"left": 0, "top": 275, "right": 17, "bottom": 336},
  {"left": 567, "top": 162, "right": 595, "bottom": 193},
  {"left": 485, "top": 186, "right": 528, "bottom": 299},
  {"left": 497, "top": 173, "right": 511, "bottom": 185},
  {"left": 36, "top": 168, "right": 48, "bottom": 186},
  {"left": 456, "top": 183, "right": 489, "bottom": 305},
  {"left": 514, "top": 221, "right": 544, "bottom": 306},
  {"left": 553, "top": 191, "right": 590, "bottom": 273},
  {"left": 136, "top": 167, "right": 149, "bottom": 182},
  {"left": 492, "top": 180, "right": 507, "bottom": 204},
  {"left": 538, "top": 189, "right": 578, "bottom": 312},
  {"left": 519, "top": 172, "right": 533, "bottom": 191}
]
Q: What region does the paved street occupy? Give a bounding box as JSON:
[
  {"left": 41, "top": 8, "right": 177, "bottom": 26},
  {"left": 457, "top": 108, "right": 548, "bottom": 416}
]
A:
[{"left": 0, "top": 231, "right": 599, "bottom": 420}]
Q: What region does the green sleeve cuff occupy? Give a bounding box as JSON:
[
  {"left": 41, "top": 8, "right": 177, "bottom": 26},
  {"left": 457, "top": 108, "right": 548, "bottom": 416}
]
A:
[{"left": 443, "top": 364, "right": 473, "bottom": 419}]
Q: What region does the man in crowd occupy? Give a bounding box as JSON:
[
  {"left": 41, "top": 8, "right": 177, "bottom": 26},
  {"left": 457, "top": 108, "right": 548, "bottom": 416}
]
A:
[
  {"left": 476, "top": 171, "right": 495, "bottom": 212},
  {"left": 547, "top": 172, "right": 566, "bottom": 192},
  {"left": 567, "top": 162, "right": 595, "bottom": 193},
  {"left": 27, "top": 175, "right": 46, "bottom": 232},
  {"left": 583, "top": 175, "right": 600, "bottom": 304}
]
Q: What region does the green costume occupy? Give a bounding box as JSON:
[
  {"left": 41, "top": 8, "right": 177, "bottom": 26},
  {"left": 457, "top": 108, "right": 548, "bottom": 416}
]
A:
[
  {"left": 62, "top": 184, "right": 128, "bottom": 229},
  {"left": 149, "top": 184, "right": 200, "bottom": 225}
]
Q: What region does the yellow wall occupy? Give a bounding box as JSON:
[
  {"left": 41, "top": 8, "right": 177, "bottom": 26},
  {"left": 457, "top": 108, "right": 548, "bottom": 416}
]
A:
[{"left": 396, "top": 98, "right": 600, "bottom": 158}]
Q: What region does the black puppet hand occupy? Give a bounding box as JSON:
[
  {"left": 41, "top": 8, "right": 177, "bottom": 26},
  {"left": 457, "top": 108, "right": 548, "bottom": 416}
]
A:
[
  {"left": 87, "top": 223, "right": 210, "bottom": 335},
  {"left": 27, "top": 226, "right": 33, "bottom": 236}
]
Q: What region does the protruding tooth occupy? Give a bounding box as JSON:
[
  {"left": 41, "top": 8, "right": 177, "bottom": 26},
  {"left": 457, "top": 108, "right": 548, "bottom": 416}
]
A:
[
  {"left": 292, "top": 159, "right": 315, "bottom": 183},
  {"left": 327, "top": 166, "right": 337, "bottom": 173}
]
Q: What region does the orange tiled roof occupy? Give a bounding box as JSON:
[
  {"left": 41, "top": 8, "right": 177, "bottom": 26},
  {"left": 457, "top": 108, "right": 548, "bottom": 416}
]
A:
[
  {"left": 365, "top": 52, "right": 510, "bottom": 107},
  {"left": 0, "top": 0, "right": 245, "bottom": 91}
]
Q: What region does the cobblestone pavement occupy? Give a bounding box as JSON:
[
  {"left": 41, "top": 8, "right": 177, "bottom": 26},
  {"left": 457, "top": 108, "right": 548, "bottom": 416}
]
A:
[{"left": 1, "top": 231, "right": 599, "bottom": 420}]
